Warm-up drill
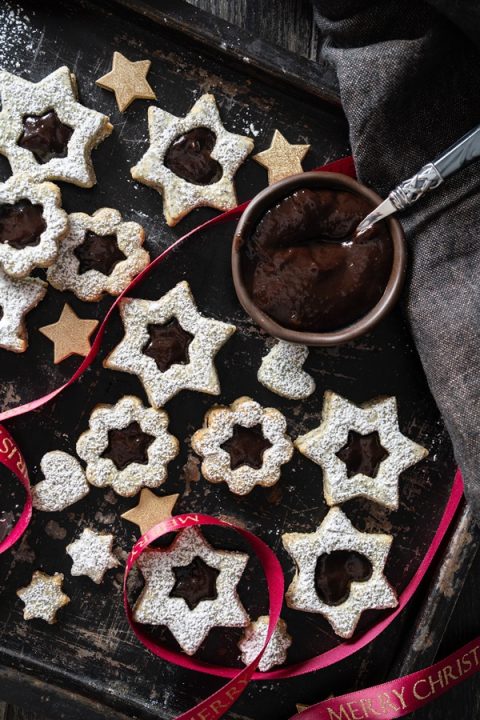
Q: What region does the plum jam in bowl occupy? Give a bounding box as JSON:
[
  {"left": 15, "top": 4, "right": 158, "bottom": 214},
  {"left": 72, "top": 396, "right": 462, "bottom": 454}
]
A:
[{"left": 232, "top": 171, "right": 407, "bottom": 347}]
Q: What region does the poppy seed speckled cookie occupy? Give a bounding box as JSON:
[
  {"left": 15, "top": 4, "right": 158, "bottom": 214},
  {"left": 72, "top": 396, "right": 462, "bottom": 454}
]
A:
[
  {"left": 238, "top": 615, "right": 292, "bottom": 671},
  {"left": 17, "top": 571, "right": 70, "bottom": 624},
  {"left": 0, "top": 269, "right": 46, "bottom": 352},
  {"left": 32, "top": 451, "right": 90, "bottom": 512},
  {"left": 257, "top": 340, "right": 315, "bottom": 400}
]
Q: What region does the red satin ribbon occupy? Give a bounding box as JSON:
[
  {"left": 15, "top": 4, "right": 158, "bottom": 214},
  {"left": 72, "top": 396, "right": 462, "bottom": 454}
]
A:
[{"left": 0, "top": 424, "right": 31, "bottom": 554}]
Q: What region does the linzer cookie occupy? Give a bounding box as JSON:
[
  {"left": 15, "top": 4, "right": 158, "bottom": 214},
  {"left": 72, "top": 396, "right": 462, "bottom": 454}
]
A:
[
  {"left": 133, "top": 527, "right": 249, "bottom": 655},
  {"left": 238, "top": 615, "right": 292, "bottom": 671},
  {"left": 66, "top": 528, "right": 118, "bottom": 584},
  {"left": 0, "top": 175, "right": 68, "bottom": 278},
  {"left": 32, "top": 451, "right": 90, "bottom": 512},
  {"left": 0, "top": 66, "right": 112, "bottom": 187},
  {"left": 131, "top": 93, "right": 254, "bottom": 226},
  {"left": 76, "top": 395, "right": 179, "bottom": 497},
  {"left": 17, "top": 571, "right": 70, "bottom": 624},
  {"left": 47, "top": 208, "right": 150, "bottom": 301},
  {"left": 104, "top": 281, "right": 235, "bottom": 408},
  {"left": 295, "top": 391, "right": 428, "bottom": 509},
  {"left": 191, "top": 396, "right": 294, "bottom": 496},
  {"left": 0, "top": 269, "right": 46, "bottom": 352},
  {"left": 257, "top": 340, "right": 315, "bottom": 400},
  {"left": 282, "top": 507, "right": 397, "bottom": 638}
]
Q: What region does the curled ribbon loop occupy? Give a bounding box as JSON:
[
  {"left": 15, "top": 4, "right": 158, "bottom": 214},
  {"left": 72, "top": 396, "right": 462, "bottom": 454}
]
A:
[{"left": 0, "top": 423, "right": 31, "bottom": 554}]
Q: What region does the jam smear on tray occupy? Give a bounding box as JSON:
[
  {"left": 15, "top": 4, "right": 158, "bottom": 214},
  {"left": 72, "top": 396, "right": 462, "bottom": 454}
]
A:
[
  {"left": 221, "top": 424, "right": 272, "bottom": 470},
  {"left": 74, "top": 232, "right": 126, "bottom": 275},
  {"left": 164, "top": 127, "right": 222, "bottom": 185},
  {"left": 0, "top": 199, "right": 46, "bottom": 249},
  {"left": 143, "top": 318, "right": 194, "bottom": 373},
  {"left": 18, "top": 110, "right": 73, "bottom": 164},
  {"left": 315, "top": 550, "right": 373, "bottom": 605},
  {"left": 170, "top": 556, "right": 220, "bottom": 610},
  {"left": 102, "top": 421, "right": 154, "bottom": 470}
]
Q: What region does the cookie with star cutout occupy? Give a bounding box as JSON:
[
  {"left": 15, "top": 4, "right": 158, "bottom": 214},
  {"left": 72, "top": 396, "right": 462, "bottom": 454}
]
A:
[
  {"left": 131, "top": 93, "right": 254, "bottom": 226},
  {"left": 0, "top": 269, "right": 46, "bottom": 352},
  {"left": 0, "top": 66, "right": 112, "bottom": 187},
  {"left": 47, "top": 208, "right": 150, "bottom": 301}
]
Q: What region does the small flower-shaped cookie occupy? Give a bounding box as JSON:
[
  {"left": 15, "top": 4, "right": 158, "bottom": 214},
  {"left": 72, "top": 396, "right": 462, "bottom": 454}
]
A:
[
  {"left": 258, "top": 340, "right": 315, "bottom": 400},
  {"left": 17, "top": 571, "right": 70, "bottom": 624},
  {"left": 0, "top": 175, "right": 68, "bottom": 278},
  {"left": 47, "top": 208, "right": 150, "bottom": 301},
  {"left": 239, "top": 616, "right": 292, "bottom": 671},
  {"left": 283, "top": 508, "right": 397, "bottom": 638},
  {"left": 133, "top": 527, "right": 249, "bottom": 655},
  {"left": 131, "top": 93, "right": 254, "bottom": 226},
  {"left": 104, "top": 281, "right": 235, "bottom": 408},
  {"left": 191, "top": 396, "right": 294, "bottom": 495},
  {"left": 0, "top": 269, "right": 46, "bottom": 352},
  {"left": 295, "top": 391, "right": 428, "bottom": 510},
  {"left": 0, "top": 66, "right": 113, "bottom": 187},
  {"left": 67, "top": 528, "right": 118, "bottom": 584},
  {"left": 76, "top": 395, "right": 179, "bottom": 497}
]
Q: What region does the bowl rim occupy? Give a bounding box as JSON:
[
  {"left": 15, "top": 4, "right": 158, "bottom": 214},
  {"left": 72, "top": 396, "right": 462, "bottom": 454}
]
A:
[{"left": 231, "top": 171, "right": 407, "bottom": 347}]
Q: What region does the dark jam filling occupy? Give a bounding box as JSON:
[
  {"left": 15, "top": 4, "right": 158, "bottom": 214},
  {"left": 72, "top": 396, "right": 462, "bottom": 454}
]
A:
[
  {"left": 101, "top": 421, "right": 154, "bottom": 471},
  {"left": 336, "top": 430, "right": 389, "bottom": 478},
  {"left": 241, "top": 188, "right": 393, "bottom": 332},
  {"left": 74, "top": 232, "right": 126, "bottom": 275},
  {"left": 164, "top": 127, "right": 222, "bottom": 185},
  {"left": 0, "top": 305, "right": 3, "bottom": 321},
  {"left": 0, "top": 199, "right": 46, "bottom": 249},
  {"left": 18, "top": 110, "right": 73, "bottom": 164},
  {"left": 142, "top": 318, "right": 194, "bottom": 373},
  {"left": 221, "top": 424, "right": 272, "bottom": 470},
  {"left": 170, "top": 556, "right": 220, "bottom": 610},
  {"left": 315, "top": 550, "right": 373, "bottom": 606}
]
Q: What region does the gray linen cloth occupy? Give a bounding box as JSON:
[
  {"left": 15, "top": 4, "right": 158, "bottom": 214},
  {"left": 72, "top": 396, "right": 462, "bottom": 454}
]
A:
[{"left": 312, "top": 1, "right": 480, "bottom": 513}]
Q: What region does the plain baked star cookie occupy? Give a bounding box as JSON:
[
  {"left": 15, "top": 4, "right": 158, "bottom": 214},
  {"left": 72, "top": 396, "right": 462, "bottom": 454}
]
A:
[
  {"left": 0, "top": 269, "right": 46, "bottom": 352},
  {"left": 67, "top": 528, "right": 118, "bottom": 584},
  {"left": 0, "top": 174, "right": 68, "bottom": 278},
  {"left": 47, "top": 208, "right": 150, "bottom": 301},
  {"left": 295, "top": 391, "right": 428, "bottom": 510},
  {"left": 104, "top": 281, "right": 235, "bottom": 408},
  {"left": 0, "top": 66, "right": 113, "bottom": 187},
  {"left": 283, "top": 507, "right": 397, "bottom": 638},
  {"left": 17, "top": 571, "right": 70, "bottom": 623},
  {"left": 239, "top": 616, "right": 292, "bottom": 671},
  {"left": 133, "top": 526, "right": 249, "bottom": 655},
  {"left": 258, "top": 340, "right": 315, "bottom": 400},
  {"left": 76, "top": 395, "right": 179, "bottom": 497},
  {"left": 131, "top": 93, "right": 254, "bottom": 226},
  {"left": 191, "top": 396, "right": 294, "bottom": 495},
  {"left": 32, "top": 451, "right": 90, "bottom": 512}
]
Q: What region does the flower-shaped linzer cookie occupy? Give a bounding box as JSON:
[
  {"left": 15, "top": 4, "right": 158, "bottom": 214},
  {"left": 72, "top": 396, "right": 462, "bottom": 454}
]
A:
[
  {"left": 131, "top": 93, "right": 254, "bottom": 226},
  {"left": 76, "top": 395, "right": 179, "bottom": 497},
  {"left": 17, "top": 571, "right": 70, "bottom": 624},
  {"left": 104, "top": 281, "right": 236, "bottom": 408},
  {"left": 133, "top": 527, "right": 249, "bottom": 655},
  {"left": 47, "top": 208, "right": 150, "bottom": 301},
  {"left": 0, "top": 175, "right": 68, "bottom": 278},
  {"left": 0, "top": 269, "right": 46, "bottom": 352},
  {"left": 191, "top": 396, "right": 294, "bottom": 495},
  {"left": 295, "top": 391, "right": 428, "bottom": 509},
  {"left": 239, "top": 616, "right": 292, "bottom": 671},
  {"left": 0, "top": 66, "right": 113, "bottom": 187},
  {"left": 67, "top": 528, "right": 118, "bottom": 584},
  {"left": 283, "top": 507, "right": 397, "bottom": 638},
  {"left": 258, "top": 340, "right": 315, "bottom": 400}
]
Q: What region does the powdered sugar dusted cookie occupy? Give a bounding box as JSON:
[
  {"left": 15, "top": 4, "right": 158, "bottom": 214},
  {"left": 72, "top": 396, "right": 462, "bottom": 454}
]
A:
[
  {"left": 47, "top": 208, "right": 150, "bottom": 301},
  {"left": 0, "top": 269, "right": 46, "bottom": 352},
  {"left": 66, "top": 528, "right": 118, "bottom": 584},
  {"left": 295, "top": 391, "right": 428, "bottom": 510},
  {"left": 239, "top": 616, "right": 292, "bottom": 671},
  {"left": 0, "top": 175, "right": 68, "bottom": 278},
  {"left": 104, "top": 281, "right": 235, "bottom": 408},
  {"left": 191, "top": 396, "right": 294, "bottom": 495},
  {"left": 32, "top": 451, "right": 89, "bottom": 512},
  {"left": 76, "top": 395, "right": 179, "bottom": 497},
  {"left": 133, "top": 526, "right": 249, "bottom": 655},
  {"left": 283, "top": 507, "right": 397, "bottom": 638},
  {"left": 258, "top": 340, "right": 315, "bottom": 400},
  {"left": 131, "top": 93, "right": 254, "bottom": 226},
  {"left": 17, "top": 571, "right": 70, "bottom": 623},
  {"left": 0, "top": 66, "right": 113, "bottom": 187}
]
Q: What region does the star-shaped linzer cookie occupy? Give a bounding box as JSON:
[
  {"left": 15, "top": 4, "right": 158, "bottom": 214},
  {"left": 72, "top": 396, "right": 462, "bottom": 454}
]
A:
[
  {"left": 0, "top": 66, "right": 113, "bottom": 187},
  {"left": 283, "top": 507, "right": 397, "bottom": 638},
  {"left": 96, "top": 51, "right": 156, "bottom": 112},
  {"left": 104, "top": 280, "right": 235, "bottom": 408},
  {"left": 131, "top": 93, "right": 254, "bottom": 226},
  {"left": 133, "top": 527, "right": 249, "bottom": 655},
  {"left": 39, "top": 303, "right": 99, "bottom": 364},
  {"left": 17, "top": 571, "right": 70, "bottom": 624},
  {"left": 121, "top": 490, "right": 179, "bottom": 536},
  {"left": 0, "top": 269, "right": 46, "bottom": 353},
  {"left": 295, "top": 391, "right": 428, "bottom": 510},
  {"left": 253, "top": 129, "right": 310, "bottom": 185},
  {"left": 67, "top": 528, "right": 118, "bottom": 584}
]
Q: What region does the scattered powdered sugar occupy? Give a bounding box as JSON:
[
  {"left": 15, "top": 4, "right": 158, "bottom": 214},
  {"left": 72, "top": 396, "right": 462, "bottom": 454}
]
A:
[
  {"left": 258, "top": 340, "right": 315, "bottom": 400},
  {"left": 0, "top": 5, "right": 39, "bottom": 73}
]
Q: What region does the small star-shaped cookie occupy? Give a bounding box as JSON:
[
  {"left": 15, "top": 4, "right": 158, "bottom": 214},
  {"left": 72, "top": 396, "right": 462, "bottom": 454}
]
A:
[
  {"left": 283, "top": 508, "right": 397, "bottom": 638},
  {"left": 96, "top": 51, "right": 156, "bottom": 112},
  {"left": 258, "top": 340, "right": 315, "bottom": 400},
  {"left": 121, "top": 490, "right": 179, "bottom": 536},
  {"left": 17, "top": 571, "right": 70, "bottom": 623},
  {"left": 67, "top": 528, "right": 118, "bottom": 584},
  {"left": 32, "top": 451, "right": 90, "bottom": 512},
  {"left": 39, "top": 303, "right": 99, "bottom": 363},
  {"left": 47, "top": 208, "right": 150, "bottom": 301},
  {"left": 253, "top": 130, "right": 310, "bottom": 185},
  {"left": 131, "top": 93, "right": 254, "bottom": 226},
  {"left": 105, "top": 281, "right": 235, "bottom": 408},
  {"left": 295, "top": 391, "right": 428, "bottom": 509},
  {"left": 238, "top": 615, "right": 292, "bottom": 671},
  {"left": 133, "top": 527, "right": 249, "bottom": 655},
  {"left": 0, "top": 66, "right": 113, "bottom": 187},
  {"left": 0, "top": 269, "right": 46, "bottom": 352}
]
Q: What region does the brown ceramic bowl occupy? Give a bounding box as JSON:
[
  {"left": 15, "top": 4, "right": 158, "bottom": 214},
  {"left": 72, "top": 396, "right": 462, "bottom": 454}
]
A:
[{"left": 232, "top": 171, "right": 406, "bottom": 346}]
